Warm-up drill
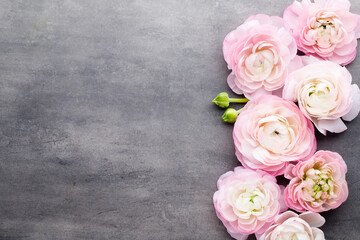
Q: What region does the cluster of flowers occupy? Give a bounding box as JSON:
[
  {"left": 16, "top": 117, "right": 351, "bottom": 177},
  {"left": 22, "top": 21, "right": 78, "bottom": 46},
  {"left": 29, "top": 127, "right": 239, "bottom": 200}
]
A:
[{"left": 212, "top": 0, "right": 360, "bottom": 239}]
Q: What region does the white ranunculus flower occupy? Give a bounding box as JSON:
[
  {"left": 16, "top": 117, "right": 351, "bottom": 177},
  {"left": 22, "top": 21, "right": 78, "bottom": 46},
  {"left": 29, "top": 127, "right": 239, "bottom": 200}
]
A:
[
  {"left": 213, "top": 167, "right": 285, "bottom": 240},
  {"left": 234, "top": 95, "right": 316, "bottom": 176},
  {"left": 283, "top": 58, "right": 360, "bottom": 135},
  {"left": 231, "top": 186, "right": 266, "bottom": 217},
  {"left": 257, "top": 114, "right": 295, "bottom": 154},
  {"left": 259, "top": 211, "right": 325, "bottom": 240},
  {"left": 223, "top": 14, "right": 301, "bottom": 99}
]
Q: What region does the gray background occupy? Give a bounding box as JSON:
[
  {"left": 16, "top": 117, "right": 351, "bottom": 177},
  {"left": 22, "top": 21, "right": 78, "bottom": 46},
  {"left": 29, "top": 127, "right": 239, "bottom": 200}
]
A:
[{"left": 0, "top": 0, "right": 359, "bottom": 239}]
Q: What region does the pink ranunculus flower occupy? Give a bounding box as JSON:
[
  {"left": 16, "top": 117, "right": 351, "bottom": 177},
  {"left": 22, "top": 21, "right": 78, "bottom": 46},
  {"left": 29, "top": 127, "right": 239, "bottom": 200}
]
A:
[
  {"left": 284, "top": 150, "right": 348, "bottom": 213},
  {"left": 223, "top": 14, "right": 302, "bottom": 99},
  {"left": 259, "top": 211, "right": 325, "bottom": 240},
  {"left": 213, "top": 167, "right": 286, "bottom": 240},
  {"left": 283, "top": 0, "right": 360, "bottom": 65},
  {"left": 233, "top": 95, "right": 316, "bottom": 176},
  {"left": 283, "top": 59, "right": 360, "bottom": 135}
]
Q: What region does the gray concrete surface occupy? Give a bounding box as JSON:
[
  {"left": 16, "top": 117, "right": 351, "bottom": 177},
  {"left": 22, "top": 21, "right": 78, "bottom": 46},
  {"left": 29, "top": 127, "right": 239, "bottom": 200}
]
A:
[{"left": 0, "top": 0, "right": 359, "bottom": 239}]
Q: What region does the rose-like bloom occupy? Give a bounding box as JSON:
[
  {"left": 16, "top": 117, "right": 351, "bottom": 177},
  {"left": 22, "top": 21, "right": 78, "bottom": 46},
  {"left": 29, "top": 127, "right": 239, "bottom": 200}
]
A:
[
  {"left": 284, "top": 0, "right": 360, "bottom": 65},
  {"left": 259, "top": 211, "right": 325, "bottom": 240},
  {"left": 283, "top": 59, "right": 360, "bottom": 135},
  {"left": 213, "top": 167, "right": 286, "bottom": 240},
  {"left": 284, "top": 150, "right": 348, "bottom": 213},
  {"left": 223, "top": 14, "right": 302, "bottom": 99},
  {"left": 234, "top": 95, "right": 316, "bottom": 176}
]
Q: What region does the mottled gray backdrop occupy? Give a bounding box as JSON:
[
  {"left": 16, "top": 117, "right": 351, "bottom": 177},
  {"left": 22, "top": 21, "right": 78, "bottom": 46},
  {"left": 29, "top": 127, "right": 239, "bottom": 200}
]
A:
[{"left": 0, "top": 0, "right": 359, "bottom": 239}]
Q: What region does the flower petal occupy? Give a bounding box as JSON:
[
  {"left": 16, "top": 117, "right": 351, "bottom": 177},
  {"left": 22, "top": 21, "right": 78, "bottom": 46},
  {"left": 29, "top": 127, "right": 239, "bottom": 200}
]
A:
[
  {"left": 228, "top": 232, "right": 249, "bottom": 240},
  {"left": 284, "top": 164, "right": 296, "bottom": 179},
  {"left": 279, "top": 185, "right": 288, "bottom": 212},
  {"left": 275, "top": 211, "right": 298, "bottom": 224},
  {"left": 299, "top": 212, "right": 325, "bottom": 228},
  {"left": 342, "top": 84, "right": 360, "bottom": 121},
  {"left": 317, "top": 118, "right": 347, "bottom": 133},
  {"left": 227, "top": 72, "right": 244, "bottom": 95}
]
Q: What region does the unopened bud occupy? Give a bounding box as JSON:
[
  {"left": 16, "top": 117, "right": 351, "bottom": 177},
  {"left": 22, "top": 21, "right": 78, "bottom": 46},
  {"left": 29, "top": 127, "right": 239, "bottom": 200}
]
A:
[
  {"left": 222, "top": 108, "right": 241, "bottom": 123},
  {"left": 212, "top": 92, "right": 230, "bottom": 108}
]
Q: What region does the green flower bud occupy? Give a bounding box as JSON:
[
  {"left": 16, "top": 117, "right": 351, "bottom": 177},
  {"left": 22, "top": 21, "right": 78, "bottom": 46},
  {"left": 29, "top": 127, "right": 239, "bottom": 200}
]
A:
[
  {"left": 222, "top": 108, "right": 241, "bottom": 123},
  {"left": 212, "top": 92, "right": 229, "bottom": 108}
]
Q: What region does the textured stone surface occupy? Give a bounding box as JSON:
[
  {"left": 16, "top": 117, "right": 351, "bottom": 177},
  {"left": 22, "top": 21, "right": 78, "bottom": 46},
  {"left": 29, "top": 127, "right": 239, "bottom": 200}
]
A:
[{"left": 0, "top": 0, "right": 359, "bottom": 239}]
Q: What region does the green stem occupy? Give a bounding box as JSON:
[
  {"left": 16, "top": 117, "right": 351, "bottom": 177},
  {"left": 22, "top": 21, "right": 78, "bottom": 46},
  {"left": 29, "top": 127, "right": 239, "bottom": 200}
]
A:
[{"left": 229, "top": 98, "right": 249, "bottom": 103}]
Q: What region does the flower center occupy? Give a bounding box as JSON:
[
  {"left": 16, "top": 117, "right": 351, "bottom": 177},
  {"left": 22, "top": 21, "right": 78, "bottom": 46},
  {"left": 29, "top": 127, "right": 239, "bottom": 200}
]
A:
[
  {"left": 299, "top": 78, "right": 337, "bottom": 117},
  {"left": 257, "top": 114, "right": 294, "bottom": 153},
  {"left": 290, "top": 234, "right": 299, "bottom": 240},
  {"left": 232, "top": 187, "right": 265, "bottom": 214},
  {"left": 244, "top": 42, "right": 276, "bottom": 81},
  {"left": 303, "top": 168, "right": 334, "bottom": 201},
  {"left": 315, "top": 19, "right": 335, "bottom": 47},
  {"left": 309, "top": 11, "right": 346, "bottom": 48}
]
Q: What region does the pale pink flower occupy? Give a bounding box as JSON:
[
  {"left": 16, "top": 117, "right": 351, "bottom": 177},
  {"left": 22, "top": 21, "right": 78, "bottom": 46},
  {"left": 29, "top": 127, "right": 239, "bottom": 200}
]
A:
[
  {"left": 284, "top": 151, "right": 348, "bottom": 213},
  {"left": 223, "top": 14, "right": 302, "bottom": 99},
  {"left": 283, "top": 59, "right": 360, "bottom": 135},
  {"left": 259, "top": 211, "right": 325, "bottom": 240},
  {"left": 213, "top": 167, "right": 286, "bottom": 240},
  {"left": 284, "top": 0, "right": 360, "bottom": 65},
  {"left": 233, "top": 95, "right": 316, "bottom": 176}
]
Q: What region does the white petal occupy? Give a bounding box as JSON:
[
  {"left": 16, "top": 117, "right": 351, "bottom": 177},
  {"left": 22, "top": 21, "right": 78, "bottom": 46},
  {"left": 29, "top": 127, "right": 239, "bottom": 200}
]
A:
[
  {"left": 288, "top": 55, "right": 304, "bottom": 73},
  {"left": 311, "top": 118, "right": 327, "bottom": 135},
  {"left": 342, "top": 84, "right": 360, "bottom": 121},
  {"left": 275, "top": 211, "right": 298, "bottom": 224},
  {"left": 312, "top": 227, "right": 326, "bottom": 240},
  {"left": 317, "top": 118, "right": 347, "bottom": 133},
  {"left": 299, "top": 212, "right": 325, "bottom": 228},
  {"left": 300, "top": 55, "right": 320, "bottom": 65}
]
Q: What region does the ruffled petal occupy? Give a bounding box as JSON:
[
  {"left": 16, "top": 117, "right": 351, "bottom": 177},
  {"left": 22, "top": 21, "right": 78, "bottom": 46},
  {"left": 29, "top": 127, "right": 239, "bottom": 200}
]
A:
[
  {"left": 244, "top": 89, "right": 272, "bottom": 100},
  {"left": 227, "top": 72, "right": 244, "bottom": 95}
]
